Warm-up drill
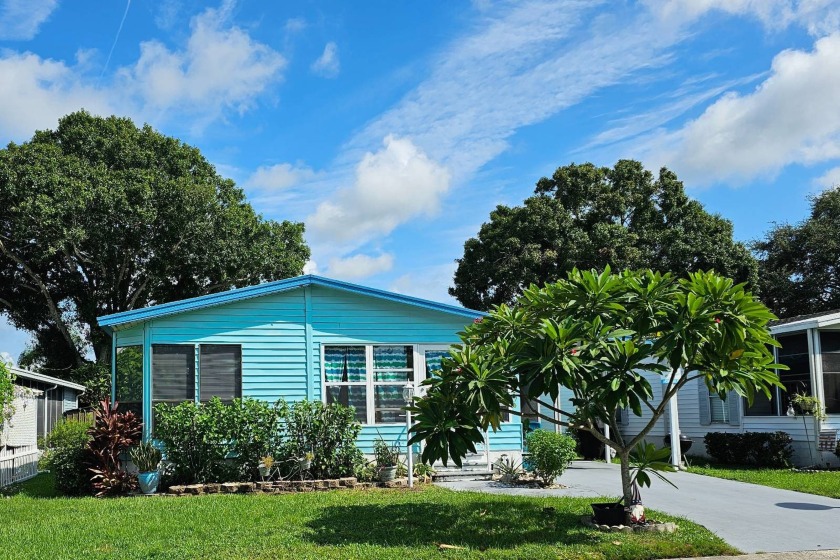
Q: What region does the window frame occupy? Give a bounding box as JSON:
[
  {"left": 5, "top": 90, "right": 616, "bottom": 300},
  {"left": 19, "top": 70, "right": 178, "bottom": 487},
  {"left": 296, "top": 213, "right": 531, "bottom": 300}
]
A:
[{"left": 322, "top": 343, "right": 447, "bottom": 426}]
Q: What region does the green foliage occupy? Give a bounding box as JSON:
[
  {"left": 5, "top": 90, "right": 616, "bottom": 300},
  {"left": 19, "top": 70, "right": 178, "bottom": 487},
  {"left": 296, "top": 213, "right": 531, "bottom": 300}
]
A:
[
  {"left": 755, "top": 186, "right": 840, "bottom": 318},
  {"left": 628, "top": 442, "right": 677, "bottom": 489},
  {"left": 353, "top": 460, "right": 378, "bottom": 482},
  {"left": 0, "top": 360, "right": 13, "bottom": 422},
  {"left": 154, "top": 398, "right": 362, "bottom": 483},
  {"left": 279, "top": 399, "right": 364, "bottom": 479},
  {"left": 88, "top": 400, "right": 142, "bottom": 497},
  {"left": 373, "top": 436, "right": 401, "bottom": 467},
  {"left": 0, "top": 110, "right": 309, "bottom": 372},
  {"left": 494, "top": 455, "right": 524, "bottom": 480},
  {"left": 524, "top": 430, "right": 577, "bottom": 485},
  {"left": 130, "top": 441, "right": 162, "bottom": 473},
  {"left": 69, "top": 362, "right": 111, "bottom": 407},
  {"left": 411, "top": 267, "right": 783, "bottom": 504},
  {"left": 689, "top": 462, "right": 840, "bottom": 499},
  {"left": 39, "top": 418, "right": 93, "bottom": 496},
  {"left": 451, "top": 160, "right": 757, "bottom": 310},
  {"left": 790, "top": 393, "right": 826, "bottom": 421},
  {"left": 703, "top": 432, "right": 793, "bottom": 467}
]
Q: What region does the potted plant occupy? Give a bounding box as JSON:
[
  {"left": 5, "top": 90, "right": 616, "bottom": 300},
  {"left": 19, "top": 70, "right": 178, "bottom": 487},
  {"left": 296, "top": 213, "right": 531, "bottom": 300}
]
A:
[
  {"left": 298, "top": 451, "right": 314, "bottom": 472},
  {"left": 591, "top": 441, "right": 676, "bottom": 526},
  {"left": 373, "top": 436, "right": 400, "bottom": 482},
  {"left": 130, "top": 441, "right": 162, "bottom": 495},
  {"left": 259, "top": 455, "right": 275, "bottom": 480}
]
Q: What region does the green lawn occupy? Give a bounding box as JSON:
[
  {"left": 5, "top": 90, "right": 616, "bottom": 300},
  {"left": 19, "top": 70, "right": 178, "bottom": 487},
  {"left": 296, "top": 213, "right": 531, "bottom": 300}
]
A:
[
  {"left": 688, "top": 462, "right": 840, "bottom": 499},
  {"left": 0, "top": 474, "right": 737, "bottom": 560}
]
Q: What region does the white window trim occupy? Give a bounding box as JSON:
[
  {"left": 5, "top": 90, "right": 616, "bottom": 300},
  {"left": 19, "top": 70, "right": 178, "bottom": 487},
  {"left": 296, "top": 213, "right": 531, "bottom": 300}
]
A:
[{"left": 321, "top": 343, "right": 451, "bottom": 426}]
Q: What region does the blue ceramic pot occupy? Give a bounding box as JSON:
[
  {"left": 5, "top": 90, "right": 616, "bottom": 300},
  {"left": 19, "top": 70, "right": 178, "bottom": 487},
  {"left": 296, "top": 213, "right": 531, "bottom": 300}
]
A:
[{"left": 138, "top": 471, "right": 160, "bottom": 494}]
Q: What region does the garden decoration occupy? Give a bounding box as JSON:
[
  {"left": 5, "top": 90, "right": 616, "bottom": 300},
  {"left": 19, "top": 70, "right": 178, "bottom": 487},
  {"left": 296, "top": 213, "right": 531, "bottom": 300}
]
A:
[
  {"left": 373, "top": 436, "right": 401, "bottom": 482},
  {"left": 788, "top": 393, "right": 825, "bottom": 466},
  {"left": 130, "top": 441, "right": 163, "bottom": 494}
]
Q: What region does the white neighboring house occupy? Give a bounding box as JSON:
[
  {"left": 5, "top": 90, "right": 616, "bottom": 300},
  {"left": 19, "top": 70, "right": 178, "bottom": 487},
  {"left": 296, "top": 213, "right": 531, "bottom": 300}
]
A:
[
  {"left": 523, "top": 309, "right": 840, "bottom": 467},
  {"left": 1, "top": 366, "right": 86, "bottom": 487}
]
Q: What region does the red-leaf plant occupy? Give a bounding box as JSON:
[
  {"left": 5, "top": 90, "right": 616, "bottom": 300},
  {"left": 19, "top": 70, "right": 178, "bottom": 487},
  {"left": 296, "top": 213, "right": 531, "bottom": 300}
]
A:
[{"left": 88, "top": 400, "right": 142, "bottom": 497}]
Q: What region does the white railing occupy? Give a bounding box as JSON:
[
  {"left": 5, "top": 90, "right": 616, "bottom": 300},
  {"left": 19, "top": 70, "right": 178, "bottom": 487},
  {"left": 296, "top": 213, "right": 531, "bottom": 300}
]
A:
[{"left": 0, "top": 446, "right": 40, "bottom": 488}]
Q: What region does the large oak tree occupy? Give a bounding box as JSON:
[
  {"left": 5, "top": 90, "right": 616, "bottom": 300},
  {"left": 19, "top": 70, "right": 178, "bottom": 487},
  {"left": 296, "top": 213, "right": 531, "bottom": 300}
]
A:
[
  {"left": 450, "top": 160, "right": 757, "bottom": 310},
  {"left": 754, "top": 187, "right": 840, "bottom": 318},
  {"left": 0, "top": 111, "right": 309, "bottom": 382}
]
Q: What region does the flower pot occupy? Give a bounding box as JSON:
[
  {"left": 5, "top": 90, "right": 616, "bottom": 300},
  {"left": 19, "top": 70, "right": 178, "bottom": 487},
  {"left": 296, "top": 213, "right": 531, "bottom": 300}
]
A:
[
  {"left": 378, "top": 466, "right": 397, "bottom": 482},
  {"left": 591, "top": 502, "right": 626, "bottom": 526},
  {"left": 258, "top": 466, "right": 270, "bottom": 479},
  {"left": 137, "top": 471, "right": 160, "bottom": 495},
  {"left": 299, "top": 459, "right": 312, "bottom": 472}
]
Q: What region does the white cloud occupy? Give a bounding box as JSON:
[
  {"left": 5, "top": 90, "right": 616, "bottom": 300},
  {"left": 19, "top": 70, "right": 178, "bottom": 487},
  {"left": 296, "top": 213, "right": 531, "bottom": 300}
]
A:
[
  {"left": 118, "top": 3, "right": 286, "bottom": 123},
  {"left": 649, "top": 0, "right": 840, "bottom": 37},
  {"left": 303, "top": 260, "right": 319, "bottom": 275},
  {"left": 647, "top": 33, "right": 840, "bottom": 184},
  {"left": 0, "top": 2, "right": 285, "bottom": 142},
  {"left": 390, "top": 262, "right": 458, "bottom": 304},
  {"left": 327, "top": 253, "right": 394, "bottom": 280},
  {"left": 311, "top": 42, "right": 340, "bottom": 78},
  {"left": 815, "top": 166, "right": 840, "bottom": 188},
  {"left": 0, "top": 0, "right": 58, "bottom": 40},
  {"left": 308, "top": 135, "right": 451, "bottom": 245},
  {"left": 248, "top": 162, "right": 317, "bottom": 190},
  {"left": 285, "top": 18, "right": 307, "bottom": 34}
]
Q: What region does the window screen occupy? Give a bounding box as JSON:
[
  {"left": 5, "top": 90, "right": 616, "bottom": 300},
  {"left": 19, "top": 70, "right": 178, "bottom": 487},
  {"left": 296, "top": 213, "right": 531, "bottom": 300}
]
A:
[
  {"left": 821, "top": 331, "right": 840, "bottom": 414},
  {"left": 777, "top": 333, "right": 811, "bottom": 413},
  {"left": 152, "top": 345, "right": 195, "bottom": 404},
  {"left": 115, "top": 345, "right": 143, "bottom": 419},
  {"left": 199, "top": 345, "right": 242, "bottom": 402}
]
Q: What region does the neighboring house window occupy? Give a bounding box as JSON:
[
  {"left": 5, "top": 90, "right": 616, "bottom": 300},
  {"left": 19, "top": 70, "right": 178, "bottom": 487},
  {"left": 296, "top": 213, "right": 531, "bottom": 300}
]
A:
[
  {"left": 324, "top": 346, "right": 367, "bottom": 423},
  {"left": 115, "top": 345, "right": 143, "bottom": 419},
  {"left": 151, "top": 345, "right": 195, "bottom": 409},
  {"left": 709, "top": 393, "right": 729, "bottom": 423},
  {"left": 199, "top": 345, "right": 242, "bottom": 403},
  {"left": 821, "top": 332, "right": 840, "bottom": 414},
  {"left": 777, "top": 333, "right": 812, "bottom": 413},
  {"left": 744, "top": 333, "right": 812, "bottom": 416},
  {"left": 322, "top": 344, "right": 414, "bottom": 425}
]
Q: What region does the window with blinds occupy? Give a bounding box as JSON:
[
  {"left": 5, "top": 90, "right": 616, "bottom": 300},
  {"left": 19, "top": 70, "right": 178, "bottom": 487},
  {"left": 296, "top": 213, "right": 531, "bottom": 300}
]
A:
[
  {"left": 151, "top": 345, "right": 195, "bottom": 406},
  {"left": 199, "top": 345, "right": 242, "bottom": 403},
  {"left": 709, "top": 393, "right": 729, "bottom": 423}
]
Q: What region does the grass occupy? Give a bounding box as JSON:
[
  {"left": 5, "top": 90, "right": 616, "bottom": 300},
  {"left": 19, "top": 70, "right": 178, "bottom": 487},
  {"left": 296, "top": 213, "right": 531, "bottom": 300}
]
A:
[
  {"left": 0, "top": 473, "right": 738, "bottom": 560},
  {"left": 687, "top": 460, "right": 840, "bottom": 499}
]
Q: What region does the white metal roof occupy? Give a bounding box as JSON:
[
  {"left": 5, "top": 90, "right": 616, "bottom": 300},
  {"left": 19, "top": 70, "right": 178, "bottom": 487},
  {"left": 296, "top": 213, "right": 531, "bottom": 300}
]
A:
[{"left": 9, "top": 366, "right": 86, "bottom": 392}]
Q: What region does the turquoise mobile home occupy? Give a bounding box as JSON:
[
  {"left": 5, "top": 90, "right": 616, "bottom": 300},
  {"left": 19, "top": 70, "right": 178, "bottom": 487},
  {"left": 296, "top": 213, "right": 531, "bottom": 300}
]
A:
[{"left": 97, "top": 275, "right": 522, "bottom": 457}]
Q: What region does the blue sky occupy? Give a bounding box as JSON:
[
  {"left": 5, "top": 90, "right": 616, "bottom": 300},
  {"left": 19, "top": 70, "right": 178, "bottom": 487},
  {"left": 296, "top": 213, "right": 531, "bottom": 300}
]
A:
[{"left": 2, "top": 0, "right": 840, "bottom": 362}]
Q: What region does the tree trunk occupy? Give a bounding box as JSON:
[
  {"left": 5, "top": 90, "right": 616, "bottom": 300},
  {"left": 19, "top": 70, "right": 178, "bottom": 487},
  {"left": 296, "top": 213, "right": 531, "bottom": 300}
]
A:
[{"left": 618, "top": 450, "right": 633, "bottom": 524}]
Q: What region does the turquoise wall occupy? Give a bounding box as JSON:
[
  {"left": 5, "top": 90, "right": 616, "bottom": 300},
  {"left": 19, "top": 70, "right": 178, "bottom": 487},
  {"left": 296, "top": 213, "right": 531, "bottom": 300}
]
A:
[{"left": 113, "top": 284, "right": 523, "bottom": 453}]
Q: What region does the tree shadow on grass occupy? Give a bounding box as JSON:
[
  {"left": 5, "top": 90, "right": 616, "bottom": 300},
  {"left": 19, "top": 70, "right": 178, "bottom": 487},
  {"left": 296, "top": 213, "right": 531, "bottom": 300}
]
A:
[{"left": 306, "top": 500, "right": 594, "bottom": 549}]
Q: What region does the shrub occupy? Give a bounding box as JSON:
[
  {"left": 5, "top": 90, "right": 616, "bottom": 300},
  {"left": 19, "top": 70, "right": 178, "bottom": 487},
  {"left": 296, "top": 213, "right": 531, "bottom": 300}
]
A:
[
  {"left": 373, "top": 436, "right": 400, "bottom": 468},
  {"left": 704, "top": 431, "right": 793, "bottom": 467},
  {"left": 525, "top": 429, "right": 577, "bottom": 485},
  {"left": 153, "top": 400, "right": 233, "bottom": 484},
  {"left": 0, "top": 360, "right": 13, "bottom": 423},
  {"left": 88, "top": 400, "right": 142, "bottom": 496},
  {"left": 278, "top": 400, "right": 364, "bottom": 479},
  {"left": 40, "top": 417, "right": 93, "bottom": 495}
]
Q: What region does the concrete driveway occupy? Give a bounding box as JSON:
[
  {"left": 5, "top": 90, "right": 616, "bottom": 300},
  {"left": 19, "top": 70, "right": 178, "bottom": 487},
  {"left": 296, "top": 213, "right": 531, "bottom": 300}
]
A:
[{"left": 437, "top": 461, "right": 840, "bottom": 553}]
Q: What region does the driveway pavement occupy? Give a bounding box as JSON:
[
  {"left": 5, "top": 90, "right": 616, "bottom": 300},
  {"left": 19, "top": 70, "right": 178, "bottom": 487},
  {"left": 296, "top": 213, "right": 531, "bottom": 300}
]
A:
[{"left": 437, "top": 461, "right": 840, "bottom": 553}]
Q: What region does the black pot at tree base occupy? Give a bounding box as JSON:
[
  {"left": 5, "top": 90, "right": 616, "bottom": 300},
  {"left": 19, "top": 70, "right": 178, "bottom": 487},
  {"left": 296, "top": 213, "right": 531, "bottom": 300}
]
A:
[
  {"left": 591, "top": 502, "right": 626, "bottom": 526},
  {"left": 663, "top": 434, "right": 693, "bottom": 456}
]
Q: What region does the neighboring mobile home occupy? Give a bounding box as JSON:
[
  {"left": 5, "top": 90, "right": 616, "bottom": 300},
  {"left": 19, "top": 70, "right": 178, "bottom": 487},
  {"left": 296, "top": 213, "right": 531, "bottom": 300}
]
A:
[
  {"left": 591, "top": 309, "right": 840, "bottom": 466},
  {"left": 1, "top": 366, "right": 86, "bottom": 487},
  {"left": 96, "top": 275, "right": 523, "bottom": 462}
]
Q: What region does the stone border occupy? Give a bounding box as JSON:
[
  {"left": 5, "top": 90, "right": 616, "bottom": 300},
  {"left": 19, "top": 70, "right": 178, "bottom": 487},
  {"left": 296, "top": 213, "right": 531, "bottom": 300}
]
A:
[
  {"left": 580, "top": 515, "right": 678, "bottom": 533},
  {"left": 155, "top": 477, "right": 420, "bottom": 497}
]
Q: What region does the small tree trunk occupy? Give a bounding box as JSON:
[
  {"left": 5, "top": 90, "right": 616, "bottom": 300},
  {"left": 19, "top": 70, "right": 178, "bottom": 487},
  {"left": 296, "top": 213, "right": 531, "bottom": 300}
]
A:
[{"left": 618, "top": 450, "right": 633, "bottom": 523}]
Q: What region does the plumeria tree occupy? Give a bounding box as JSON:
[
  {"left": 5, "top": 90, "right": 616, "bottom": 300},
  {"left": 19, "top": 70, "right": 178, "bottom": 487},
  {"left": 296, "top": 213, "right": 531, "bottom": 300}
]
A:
[{"left": 409, "top": 268, "right": 784, "bottom": 509}]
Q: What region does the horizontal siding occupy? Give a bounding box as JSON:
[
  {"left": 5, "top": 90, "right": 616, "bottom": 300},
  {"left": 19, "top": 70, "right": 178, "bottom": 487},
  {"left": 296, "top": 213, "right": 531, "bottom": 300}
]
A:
[
  {"left": 619, "top": 371, "right": 670, "bottom": 443},
  {"left": 115, "top": 324, "right": 144, "bottom": 347},
  {"left": 148, "top": 289, "right": 309, "bottom": 403}
]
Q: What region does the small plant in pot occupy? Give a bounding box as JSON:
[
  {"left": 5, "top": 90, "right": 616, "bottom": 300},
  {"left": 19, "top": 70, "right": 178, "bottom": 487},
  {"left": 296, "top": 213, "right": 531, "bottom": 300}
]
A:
[
  {"left": 298, "top": 451, "right": 314, "bottom": 472},
  {"left": 373, "top": 436, "right": 400, "bottom": 482},
  {"left": 258, "top": 455, "right": 275, "bottom": 481},
  {"left": 591, "top": 441, "right": 676, "bottom": 526},
  {"left": 130, "top": 441, "right": 162, "bottom": 495}
]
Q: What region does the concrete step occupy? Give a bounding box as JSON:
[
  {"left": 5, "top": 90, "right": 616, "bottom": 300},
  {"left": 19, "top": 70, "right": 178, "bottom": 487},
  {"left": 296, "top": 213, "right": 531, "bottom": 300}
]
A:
[{"left": 432, "top": 470, "right": 494, "bottom": 482}]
